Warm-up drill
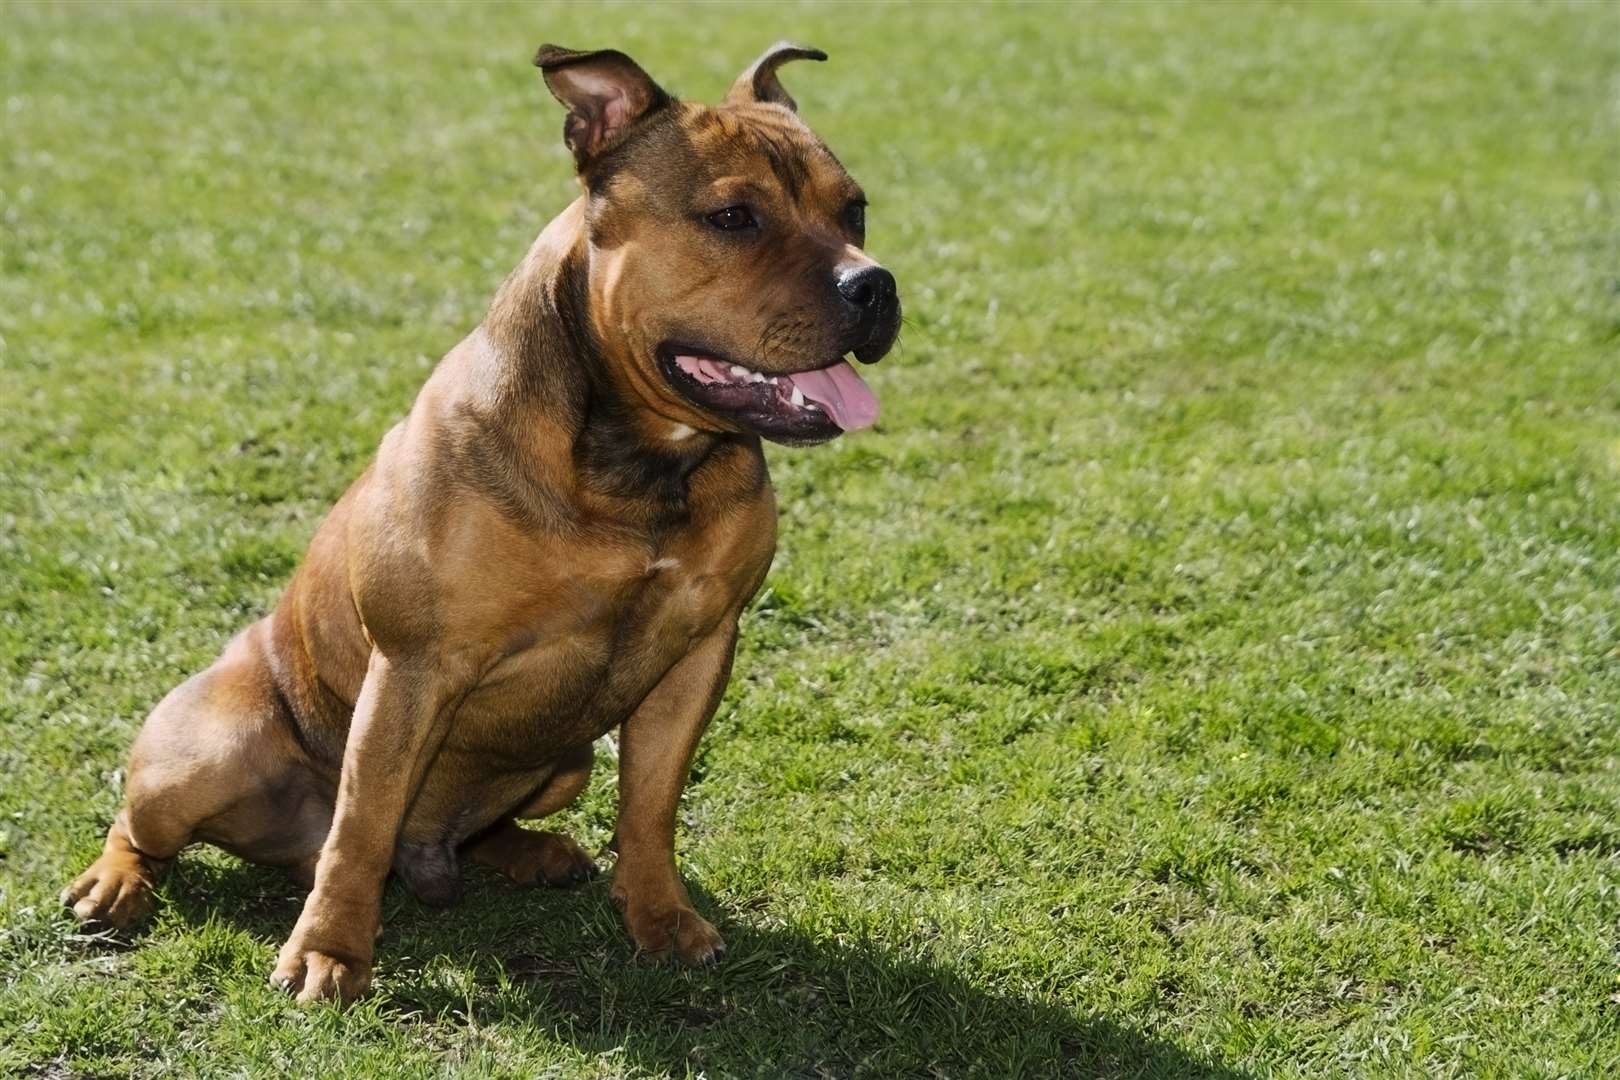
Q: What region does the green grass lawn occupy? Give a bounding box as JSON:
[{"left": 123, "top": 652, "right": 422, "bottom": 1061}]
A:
[{"left": 3, "top": 0, "right": 1618, "bottom": 1075}]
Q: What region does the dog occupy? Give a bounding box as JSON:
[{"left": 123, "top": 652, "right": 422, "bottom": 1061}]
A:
[{"left": 61, "top": 41, "right": 900, "bottom": 1004}]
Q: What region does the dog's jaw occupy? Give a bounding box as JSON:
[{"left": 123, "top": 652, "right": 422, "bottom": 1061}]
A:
[{"left": 655, "top": 346, "right": 879, "bottom": 446}]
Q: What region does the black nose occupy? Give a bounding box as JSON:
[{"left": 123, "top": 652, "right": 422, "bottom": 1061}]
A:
[{"left": 837, "top": 265, "right": 897, "bottom": 310}]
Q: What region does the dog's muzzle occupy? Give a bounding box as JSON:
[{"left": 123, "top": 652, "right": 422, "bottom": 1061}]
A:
[{"left": 837, "top": 266, "right": 901, "bottom": 364}]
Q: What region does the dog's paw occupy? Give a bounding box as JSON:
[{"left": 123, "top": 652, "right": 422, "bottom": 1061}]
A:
[
  {"left": 60, "top": 856, "right": 155, "bottom": 930},
  {"left": 516, "top": 831, "right": 599, "bottom": 887},
  {"left": 475, "top": 828, "right": 598, "bottom": 888},
  {"left": 622, "top": 902, "right": 726, "bottom": 965},
  {"left": 270, "top": 941, "right": 371, "bottom": 1005}
]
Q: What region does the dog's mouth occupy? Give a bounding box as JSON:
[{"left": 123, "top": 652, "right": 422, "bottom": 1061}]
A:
[{"left": 657, "top": 346, "right": 879, "bottom": 445}]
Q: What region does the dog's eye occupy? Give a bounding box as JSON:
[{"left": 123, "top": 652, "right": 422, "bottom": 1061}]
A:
[
  {"left": 705, "top": 206, "right": 757, "bottom": 232},
  {"left": 845, "top": 200, "right": 866, "bottom": 236}
]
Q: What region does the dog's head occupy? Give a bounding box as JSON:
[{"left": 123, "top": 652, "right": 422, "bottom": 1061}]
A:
[{"left": 536, "top": 42, "right": 899, "bottom": 446}]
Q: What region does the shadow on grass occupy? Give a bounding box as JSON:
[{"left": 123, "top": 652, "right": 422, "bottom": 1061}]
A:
[{"left": 153, "top": 857, "right": 1244, "bottom": 1079}]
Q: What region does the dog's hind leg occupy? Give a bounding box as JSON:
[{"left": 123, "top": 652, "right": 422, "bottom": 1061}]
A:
[
  {"left": 465, "top": 743, "right": 597, "bottom": 887},
  {"left": 63, "top": 621, "right": 330, "bottom": 928},
  {"left": 61, "top": 811, "right": 171, "bottom": 929}
]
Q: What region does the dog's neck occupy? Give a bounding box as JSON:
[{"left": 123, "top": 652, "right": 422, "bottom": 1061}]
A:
[{"left": 479, "top": 198, "right": 741, "bottom": 516}]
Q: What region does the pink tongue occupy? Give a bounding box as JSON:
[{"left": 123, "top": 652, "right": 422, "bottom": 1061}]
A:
[
  {"left": 674, "top": 355, "right": 728, "bottom": 383},
  {"left": 786, "top": 361, "right": 880, "bottom": 431}
]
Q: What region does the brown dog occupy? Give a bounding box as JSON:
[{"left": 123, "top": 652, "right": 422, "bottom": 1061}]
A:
[{"left": 61, "top": 41, "right": 899, "bottom": 1004}]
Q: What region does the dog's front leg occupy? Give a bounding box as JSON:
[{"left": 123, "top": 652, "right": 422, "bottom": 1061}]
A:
[
  {"left": 612, "top": 623, "right": 738, "bottom": 964},
  {"left": 272, "top": 651, "right": 460, "bottom": 1003}
]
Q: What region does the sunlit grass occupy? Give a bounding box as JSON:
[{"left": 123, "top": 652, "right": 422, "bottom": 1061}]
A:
[{"left": 2, "top": 1, "right": 1618, "bottom": 1076}]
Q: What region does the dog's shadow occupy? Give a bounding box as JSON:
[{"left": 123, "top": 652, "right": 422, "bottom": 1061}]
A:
[{"left": 158, "top": 857, "right": 1244, "bottom": 1078}]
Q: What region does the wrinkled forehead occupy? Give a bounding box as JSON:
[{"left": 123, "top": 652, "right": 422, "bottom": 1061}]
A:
[
  {"left": 692, "top": 103, "right": 858, "bottom": 201},
  {"left": 602, "top": 101, "right": 860, "bottom": 207}
]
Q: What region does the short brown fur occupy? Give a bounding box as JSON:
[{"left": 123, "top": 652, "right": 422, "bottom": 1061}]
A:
[{"left": 62, "top": 42, "right": 899, "bottom": 1003}]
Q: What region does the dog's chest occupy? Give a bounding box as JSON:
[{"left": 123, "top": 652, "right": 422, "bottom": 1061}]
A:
[{"left": 449, "top": 539, "right": 755, "bottom": 754}]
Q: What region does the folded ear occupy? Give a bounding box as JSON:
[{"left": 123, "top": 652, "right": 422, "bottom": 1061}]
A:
[
  {"left": 534, "top": 44, "right": 670, "bottom": 170},
  {"left": 725, "top": 41, "right": 827, "bottom": 112}
]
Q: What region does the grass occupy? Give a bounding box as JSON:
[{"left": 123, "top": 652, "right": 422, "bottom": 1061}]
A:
[{"left": 2, "top": 0, "right": 1618, "bottom": 1075}]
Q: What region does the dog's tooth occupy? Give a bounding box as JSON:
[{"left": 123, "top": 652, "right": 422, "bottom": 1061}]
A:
[
  {"left": 729, "top": 365, "right": 749, "bottom": 378},
  {"left": 751, "top": 372, "right": 766, "bottom": 383},
  {"left": 790, "top": 385, "right": 805, "bottom": 406}
]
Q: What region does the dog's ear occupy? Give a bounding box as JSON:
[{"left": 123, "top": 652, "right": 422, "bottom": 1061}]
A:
[
  {"left": 534, "top": 44, "right": 670, "bottom": 170},
  {"left": 725, "top": 41, "right": 827, "bottom": 112}
]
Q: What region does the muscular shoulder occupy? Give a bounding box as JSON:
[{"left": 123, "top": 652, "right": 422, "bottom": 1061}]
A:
[{"left": 683, "top": 441, "right": 777, "bottom": 602}]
